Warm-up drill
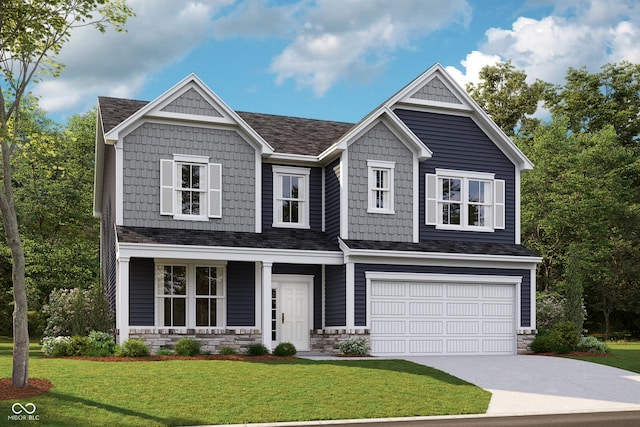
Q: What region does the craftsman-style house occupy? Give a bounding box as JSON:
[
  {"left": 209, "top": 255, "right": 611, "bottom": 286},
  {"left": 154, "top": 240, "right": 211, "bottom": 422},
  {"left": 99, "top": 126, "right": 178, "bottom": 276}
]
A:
[{"left": 94, "top": 64, "right": 541, "bottom": 355}]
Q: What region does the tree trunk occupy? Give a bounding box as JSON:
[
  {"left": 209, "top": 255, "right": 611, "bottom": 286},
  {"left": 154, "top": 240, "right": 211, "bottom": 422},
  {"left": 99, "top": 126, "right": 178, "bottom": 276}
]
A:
[
  {"left": 0, "top": 139, "right": 30, "bottom": 387},
  {"left": 603, "top": 309, "right": 611, "bottom": 342}
]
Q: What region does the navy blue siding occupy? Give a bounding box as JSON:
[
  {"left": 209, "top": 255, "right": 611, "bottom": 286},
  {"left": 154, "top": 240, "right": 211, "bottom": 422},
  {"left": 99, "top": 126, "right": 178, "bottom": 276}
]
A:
[
  {"left": 227, "top": 261, "right": 255, "bottom": 326},
  {"left": 273, "top": 264, "right": 322, "bottom": 329},
  {"left": 324, "top": 158, "right": 341, "bottom": 239},
  {"left": 262, "top": 164, "right": 323, "bottom": 231},
  {"left": 394, "top": 109, "right": 516, "bottom": 244},
  {"left": 325, "top": 264, "right": 346, "bottom": 326},
  {"left": 129, "top": 258, "right": 155, "bottom": 326},
  {"left": 354, "top": 264, "right": 531, "bottom": 328}
]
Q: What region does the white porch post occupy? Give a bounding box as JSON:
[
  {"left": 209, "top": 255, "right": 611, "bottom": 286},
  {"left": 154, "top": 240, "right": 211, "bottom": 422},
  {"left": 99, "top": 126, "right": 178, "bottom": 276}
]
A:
[
  {"left": 261, "top": 261, "right": 273, "bottom": 350},
  {"left": 345, "top": 261, "right": 355, "bottom": 329},
  {"left": 116, "top": 256, "right": 130, "bottom": 344}
]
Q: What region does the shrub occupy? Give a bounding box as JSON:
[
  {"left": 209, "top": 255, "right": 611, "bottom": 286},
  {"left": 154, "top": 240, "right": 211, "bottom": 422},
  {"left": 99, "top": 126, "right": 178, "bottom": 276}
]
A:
[
  {"left": 42, "top": 285, "right": 112, "bottom": 338},
  {"left": 86, "top": 330, "right": 116, "bottom": 356},
  {"left": 536, "top": 292, "right": 566, "bottom": 330},
  {"left": 174, "top": 338, "right": 201, "bottom": 356},
  {"left": 117, "top": 338, "right": 151, "bottom": 357},
  {"left": 550, "top": 321, "right": 581, "bottom": 351},
  {"left": 530, "top": 334, "right": 556, "bottom": 353},
  {"left": 577, "top": 336, "right": 609, "bottom": 354},
  {"left": 219, "top": 346, "right": 237, "bottom": 355},
  {"left": 247, "top": 343, "right": 270, "bottom": 356},
  {"left": 339, "top": 338, "right": 368, "bottom": 355},
  {"left": 273, "top": 342, "right": 297, "bottom": 357},
  {"left": 41, "top": 336, "right": 71, "bottom": 356},
  {"left": 67, "top": 335, "right": 91, "bottom": 356},
  {"left": 155, "top": 348, "right": 172, "bottom": 356}
]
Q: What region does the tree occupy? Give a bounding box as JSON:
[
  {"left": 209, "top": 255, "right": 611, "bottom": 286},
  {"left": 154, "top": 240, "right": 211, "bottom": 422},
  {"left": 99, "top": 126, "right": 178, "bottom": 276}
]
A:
[
  {"left": 548, "top": 62, "right": 640, "bottom": 147},
  {"left": 466, "top": 60, "right": 552, "bottom": 137},
  {"left": 0, "top": 0, "right": 132, "bottom": 387}
]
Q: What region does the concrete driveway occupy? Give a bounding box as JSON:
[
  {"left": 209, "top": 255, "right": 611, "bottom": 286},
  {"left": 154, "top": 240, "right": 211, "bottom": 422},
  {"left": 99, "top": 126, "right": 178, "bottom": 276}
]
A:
[{"left": 402, "top": 355, "right": 640, "bottom": 415}]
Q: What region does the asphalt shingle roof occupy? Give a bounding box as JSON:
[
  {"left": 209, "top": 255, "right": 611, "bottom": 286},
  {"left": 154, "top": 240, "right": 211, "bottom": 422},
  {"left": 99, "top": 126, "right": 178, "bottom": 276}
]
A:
[
  {"left": 97, "top": 97, "right": 354, "bottom": 156},
  {"left": 117, "top": 226, "right": 341, "bottom": 252},
  {"left": 342, "top": 239, "right": 539, "bottom": 257}
]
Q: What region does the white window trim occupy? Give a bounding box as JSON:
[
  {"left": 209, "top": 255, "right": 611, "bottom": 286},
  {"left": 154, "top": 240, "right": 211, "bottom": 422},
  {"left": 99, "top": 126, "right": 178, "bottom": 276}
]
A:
[
  {"left": 160, "top": 154, "right": 222, "bottom": 221},
  {"left": 272, "top": 165, "right": 311, "bottom": 229},
  {"left": 367, "top": 160, "right": 395, "bottom": 214},
  {"left": 427, "top": 169, "right": 502, "bottom": 232},
  {"left": 154, "top": 260, "right": 227, "bottom": 330}
]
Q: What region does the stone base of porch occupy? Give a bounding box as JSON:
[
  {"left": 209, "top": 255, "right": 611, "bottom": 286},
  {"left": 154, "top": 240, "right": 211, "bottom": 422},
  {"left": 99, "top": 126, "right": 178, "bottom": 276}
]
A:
[
  {"left": 310, "top": 328, "right": 371, "bottom": 354},
  {"left": 517, "top": 329, "right": 537, "bottom": 354},
  {"left": 127, "top": 328, "right": 262, "bottom": 354}
]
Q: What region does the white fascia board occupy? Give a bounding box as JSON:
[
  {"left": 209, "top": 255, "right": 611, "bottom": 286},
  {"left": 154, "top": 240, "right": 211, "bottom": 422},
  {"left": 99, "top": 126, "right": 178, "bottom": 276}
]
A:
[
  {"left": 365, "top": 271, "right": 522, "bottom": 285},
  {"left": 265, "top": 152, "right": 319, "bottom": 165},
  {"left": 116, "top": 242, "right": 344, "bottom": 265}
]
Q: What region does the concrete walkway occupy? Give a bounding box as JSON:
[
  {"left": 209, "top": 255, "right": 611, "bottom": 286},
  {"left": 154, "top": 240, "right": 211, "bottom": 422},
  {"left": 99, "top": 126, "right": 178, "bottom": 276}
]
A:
[{"left": 401, "top": 355, "right": 640, "bottom": 415}]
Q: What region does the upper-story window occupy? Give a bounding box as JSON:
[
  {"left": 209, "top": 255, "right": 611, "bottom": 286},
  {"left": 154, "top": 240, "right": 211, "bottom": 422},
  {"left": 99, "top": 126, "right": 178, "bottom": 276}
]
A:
[
  {"left": 426, "top": 169, "right": 505, "bottom": 232},
  {"left": 367, "top": 160, "right": 395, "bottom": 214},
  {"left": 160, "top": 154, "right": 222, "bottom": 221},
  {"left": 272, "top": 165, "right": 310, "bottom": 228}
]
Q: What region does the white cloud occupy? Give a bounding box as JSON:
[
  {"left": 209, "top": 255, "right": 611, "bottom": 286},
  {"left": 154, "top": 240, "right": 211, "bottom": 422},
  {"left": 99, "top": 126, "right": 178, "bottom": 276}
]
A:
[
  {"left": 34, "top": 0, "right": 232, "bottom": 114},
  {"left": 446, "top": 51, "right": 502, "bottom": 88},
  {"left": 450, "top": 0, "right": 640, "bottom": 86},
  {"left": 265, "top": 0, "right": 472, "bottom": 96}
]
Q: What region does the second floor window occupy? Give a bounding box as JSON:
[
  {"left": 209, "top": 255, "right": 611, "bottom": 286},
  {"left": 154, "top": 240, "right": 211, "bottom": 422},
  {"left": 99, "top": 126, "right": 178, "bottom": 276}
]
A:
[
  {"left": 273, "top": 166, "right": 310, "bottom": 228},
  {"left": 367, "top": 160, "right": 395, "bottom": 214},
  {"left": 426, "top": 169, "right": 505, "bottom": 231},
  {"left": 160, "top": 154, "right": 222, "bottom": 221}
]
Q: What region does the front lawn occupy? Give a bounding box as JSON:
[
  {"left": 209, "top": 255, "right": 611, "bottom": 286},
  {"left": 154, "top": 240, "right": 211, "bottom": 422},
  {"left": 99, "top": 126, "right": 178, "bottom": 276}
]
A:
[
  {"left": 570, "top": 341, "right": 640, "bottom": 374},
  {"left": 0, "top": 343, "right": 490, "bottom": 426}
]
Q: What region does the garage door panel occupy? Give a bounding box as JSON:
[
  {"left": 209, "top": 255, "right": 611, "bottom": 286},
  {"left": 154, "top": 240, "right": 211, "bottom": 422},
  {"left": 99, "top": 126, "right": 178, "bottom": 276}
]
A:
[
  {"left": 409, "top": 321, "right": 443, "bottom": 334},
  {"left": 371, "top": 280, "right": 516, "bottom": 356},
  {"left": 409, "top": 301, "right": 443, "bottom": 316},
  {"left": 447, "top": 284, "right": 480, "bottom": 298},
  {"left": 446, "top": 302, "right": 479, "bottom": 316},
  {"left": 409, "top": 283, "right": 443, "bottom": 297},
  {"left": 447, "top": 321, "right": 480, "bottom": 335}
]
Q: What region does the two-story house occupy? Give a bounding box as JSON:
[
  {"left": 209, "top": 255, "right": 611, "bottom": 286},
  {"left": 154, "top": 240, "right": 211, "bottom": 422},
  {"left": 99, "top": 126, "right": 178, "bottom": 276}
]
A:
[{"left": 94, "top": 63, "right": 541, "bottom": 356}]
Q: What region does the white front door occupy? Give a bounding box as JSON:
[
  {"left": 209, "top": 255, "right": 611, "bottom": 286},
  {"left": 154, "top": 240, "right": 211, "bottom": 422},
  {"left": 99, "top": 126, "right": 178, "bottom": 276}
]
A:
[{"left": 272, "top": 275, "right": 312, "bottom": 351}]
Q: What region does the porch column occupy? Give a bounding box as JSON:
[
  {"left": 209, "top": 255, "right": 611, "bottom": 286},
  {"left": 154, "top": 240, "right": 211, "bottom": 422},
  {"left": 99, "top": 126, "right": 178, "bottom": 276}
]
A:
[
  {"left": 345, "top": 261, "right": 355, "bottom": 329},
  {"left": 116, "top": 256, "right": 130, "bottom": 344},
  {"left": 261, "top": 261, "right": 273, "bottom": 349}
]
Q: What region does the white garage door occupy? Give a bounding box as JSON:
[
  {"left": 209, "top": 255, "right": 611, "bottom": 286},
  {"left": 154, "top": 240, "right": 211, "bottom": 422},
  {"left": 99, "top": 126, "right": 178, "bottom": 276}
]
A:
[{"left": 370, "top": 279, "right": 516, "bottom": 356}]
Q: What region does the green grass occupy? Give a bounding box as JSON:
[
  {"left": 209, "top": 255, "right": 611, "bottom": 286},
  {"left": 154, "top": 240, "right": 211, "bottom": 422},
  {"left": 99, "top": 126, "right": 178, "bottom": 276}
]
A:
[
  {"left": 570, "top": 341, "right": 640, "bottom": 373},
  {"left": 0, "top": 343, "right": 490, "bottom": 426}
]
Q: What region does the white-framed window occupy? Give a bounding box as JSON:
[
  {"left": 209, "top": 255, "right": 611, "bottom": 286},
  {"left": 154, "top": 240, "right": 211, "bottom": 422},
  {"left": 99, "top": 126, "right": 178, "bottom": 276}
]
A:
[
  {"left": 272, "top": 165, "right": 310, "bottom": 228},
  {"left": 155, "top": 261, "right": 226, "bottom": 328},
  {"left": 425, "top": 169, "right": 505, "bottom": 231},
  {"left": 160, "top": 154, "right": 222, "bottom": 221},
  {"left": 367, "top": 160, "right": 395, "bottom": 214}
]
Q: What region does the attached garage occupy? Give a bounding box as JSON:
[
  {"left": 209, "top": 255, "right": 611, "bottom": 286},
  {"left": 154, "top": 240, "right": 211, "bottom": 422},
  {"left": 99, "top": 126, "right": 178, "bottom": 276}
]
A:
[{"left": 367, "top": 273, "right": 521, "bottom": 356}]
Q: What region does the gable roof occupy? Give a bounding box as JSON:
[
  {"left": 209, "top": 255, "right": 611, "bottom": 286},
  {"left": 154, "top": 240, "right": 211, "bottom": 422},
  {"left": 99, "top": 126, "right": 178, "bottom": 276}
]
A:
[{"left": 97, "top": 97, "right": 354, "bottom": 157}]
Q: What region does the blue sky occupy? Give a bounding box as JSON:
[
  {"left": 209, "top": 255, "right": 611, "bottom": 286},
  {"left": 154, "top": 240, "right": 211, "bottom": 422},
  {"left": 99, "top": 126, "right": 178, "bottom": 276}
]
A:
[{"left": 37, "top": 0, "right": 640, "bottom": 124}]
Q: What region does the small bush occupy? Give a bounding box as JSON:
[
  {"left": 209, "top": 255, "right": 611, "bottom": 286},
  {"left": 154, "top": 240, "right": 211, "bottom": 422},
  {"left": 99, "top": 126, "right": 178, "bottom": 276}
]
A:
[
  {"left": 577, "top": 336, "right": 609, "bottom": 354},
  {"left": 339, "top": 338, "right": 368, "bottom": 355},
  {"left": 530, "top": 334, "right": 556, "bottom": 353},
  {"left": 41, "top": 336, "right": 71, "bottom": 356},
  {"left": 273, "top": 342, "right": 297, "bottom": 357},
  {"left": 86, "top": 330, "right": 116, "bottom": 356},
  {"left": 174, "top": 338, "right": 201, "bottom": 356},
  {"left": 67, "top": 335, "right": 91, "bottom": 356},
  {"left": 550, "top": 321, "right": 581, "bottom": 351},
  {"left": 117, "top": 338, "right": 151, "bottom": 357},
  {"left": 219, "top": 346, "right": 237, "bottom": 355},
  {"left": 155, "top": 348, "right": 172, "bottom": 356},
  {"left": 247, "top": 343, "right": 270, "bottom": 356}
]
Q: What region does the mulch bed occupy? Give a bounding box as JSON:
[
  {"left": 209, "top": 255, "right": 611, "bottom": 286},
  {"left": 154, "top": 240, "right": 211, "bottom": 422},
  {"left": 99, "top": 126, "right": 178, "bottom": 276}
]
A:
[
  {"left": 0, "top": 378, "right": 54, "bottom": 400},
  {"left": 43, "top": 354, "right": 296, "bottom": 362},
  {"left": 528, "top": 351, "right": 614, "bottom": 357}
]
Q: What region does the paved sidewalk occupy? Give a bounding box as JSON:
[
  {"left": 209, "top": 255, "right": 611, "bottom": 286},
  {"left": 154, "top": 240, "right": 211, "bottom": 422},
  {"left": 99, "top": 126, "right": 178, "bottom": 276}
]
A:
[{"left": 401, "top": 355, "right": 640, "bottom": 415}]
